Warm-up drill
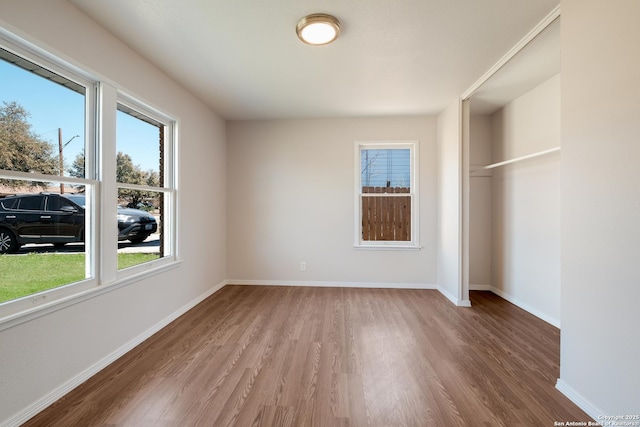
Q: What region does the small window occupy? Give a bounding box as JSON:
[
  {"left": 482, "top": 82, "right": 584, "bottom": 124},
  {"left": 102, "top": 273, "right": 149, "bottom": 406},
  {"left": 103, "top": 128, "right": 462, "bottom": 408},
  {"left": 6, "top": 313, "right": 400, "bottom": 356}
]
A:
[
  {"left": 1, "top": 197, "right": 19, "bottom": 210},
  {"left": 46, "top": 194, "right": 78, "bottom": 211},
  {"left": 355, "top": 141, "right": 419, "bottom": 248},
  {"left": 17, "top": 195, "right": 44, "bottom": 211}
]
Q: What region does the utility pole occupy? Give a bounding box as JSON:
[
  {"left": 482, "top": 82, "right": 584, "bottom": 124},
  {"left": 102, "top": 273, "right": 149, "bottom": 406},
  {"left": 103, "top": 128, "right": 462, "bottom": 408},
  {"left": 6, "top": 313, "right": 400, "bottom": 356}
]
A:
[
  {"left": 58, "top": 128, "right": 64, "bottom": 193},
  {"left": 58, "top": 128, "right": 80, "bottom": 194}
]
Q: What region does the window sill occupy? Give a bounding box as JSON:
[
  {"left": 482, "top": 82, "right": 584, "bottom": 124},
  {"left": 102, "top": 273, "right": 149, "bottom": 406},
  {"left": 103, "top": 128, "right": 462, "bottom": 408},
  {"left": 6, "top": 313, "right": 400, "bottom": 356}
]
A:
[
  {"left": 354, "top": 244, "right": 421, "bottom": 251},
  {"left": 0, "top": 259, "right": 182, "bottom": 332}
]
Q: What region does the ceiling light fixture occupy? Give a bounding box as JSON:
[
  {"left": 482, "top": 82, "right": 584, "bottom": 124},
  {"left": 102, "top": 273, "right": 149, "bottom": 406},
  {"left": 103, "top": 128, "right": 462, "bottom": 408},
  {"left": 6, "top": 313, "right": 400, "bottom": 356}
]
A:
[{"left": 296, "top": 13, "right": 341, "bottom": 46}]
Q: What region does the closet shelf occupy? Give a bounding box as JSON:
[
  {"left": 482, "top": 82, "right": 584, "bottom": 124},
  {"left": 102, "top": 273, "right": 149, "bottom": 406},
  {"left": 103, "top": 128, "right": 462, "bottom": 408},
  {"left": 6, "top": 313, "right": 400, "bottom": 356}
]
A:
[{"left": 479, "top": 146, "right": 561, "bottom": 171}]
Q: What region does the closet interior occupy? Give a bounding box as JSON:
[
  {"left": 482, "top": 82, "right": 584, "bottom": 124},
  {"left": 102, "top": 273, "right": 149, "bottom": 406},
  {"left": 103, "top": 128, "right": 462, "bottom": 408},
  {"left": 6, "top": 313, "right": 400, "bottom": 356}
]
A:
[{"left": 465, "top": 17, "right": 562, "bottom": 327}]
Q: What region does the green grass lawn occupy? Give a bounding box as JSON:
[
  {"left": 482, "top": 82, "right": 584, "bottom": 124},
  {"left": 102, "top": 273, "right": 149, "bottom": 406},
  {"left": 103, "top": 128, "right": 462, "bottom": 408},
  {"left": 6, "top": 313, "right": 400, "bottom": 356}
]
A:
[{"left": 0, "top": 253, "right": 159, "bottom": 304}]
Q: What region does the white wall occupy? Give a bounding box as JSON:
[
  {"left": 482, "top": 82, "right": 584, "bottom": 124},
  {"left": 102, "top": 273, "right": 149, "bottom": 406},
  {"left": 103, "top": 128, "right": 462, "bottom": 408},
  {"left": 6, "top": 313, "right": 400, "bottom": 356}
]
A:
[
  {"left": 468, "top": 115, "right": 492, "bottom": 287},
  {"left": 0, "top": 1, "right": 226, "bottom": 425},
  {"left": 436, "top": 101, "right": 467, "bottom": 305},
  {"left": 559, "top": 0, "right": 640, "bottom": 416},
  {"left": 489, "top": 74, "right": 561, "bottom": 326},
  {"left": 226, "top": 117, "right": 438, "bottom": 287}
]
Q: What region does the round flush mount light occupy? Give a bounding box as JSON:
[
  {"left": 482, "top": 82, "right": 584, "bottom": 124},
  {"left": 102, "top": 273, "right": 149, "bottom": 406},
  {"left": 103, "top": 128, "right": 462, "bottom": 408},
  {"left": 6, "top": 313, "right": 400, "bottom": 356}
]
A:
[{"left": 296, "top": 13, "right": 341, "bottom": 46}]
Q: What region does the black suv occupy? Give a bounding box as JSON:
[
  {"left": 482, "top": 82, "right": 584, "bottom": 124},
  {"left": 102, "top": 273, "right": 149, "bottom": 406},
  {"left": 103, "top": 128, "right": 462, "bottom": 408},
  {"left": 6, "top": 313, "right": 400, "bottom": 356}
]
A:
[{"left": 0, "top": 193, "right": 158, "bottom": 254}]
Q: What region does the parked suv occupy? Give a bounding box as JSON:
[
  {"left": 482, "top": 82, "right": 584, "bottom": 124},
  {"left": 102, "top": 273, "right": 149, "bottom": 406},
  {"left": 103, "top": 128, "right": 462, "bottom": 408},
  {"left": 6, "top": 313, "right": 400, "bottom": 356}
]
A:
[{"left": 0, "top": 193, "right": 157, "bottom": 254}]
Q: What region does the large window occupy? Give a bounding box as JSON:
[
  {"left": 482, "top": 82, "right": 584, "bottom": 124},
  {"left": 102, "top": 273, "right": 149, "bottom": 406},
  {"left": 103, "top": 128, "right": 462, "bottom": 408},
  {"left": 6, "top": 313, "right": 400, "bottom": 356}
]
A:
[
  {"left": 355, "top": 141, "right": 419, "bottom": 248},
  {"left": 0, "top": 44, "right": 95, "bottom": 308},
  {"left": 0, "top": 33, "right": 177, "bottom": 321}
]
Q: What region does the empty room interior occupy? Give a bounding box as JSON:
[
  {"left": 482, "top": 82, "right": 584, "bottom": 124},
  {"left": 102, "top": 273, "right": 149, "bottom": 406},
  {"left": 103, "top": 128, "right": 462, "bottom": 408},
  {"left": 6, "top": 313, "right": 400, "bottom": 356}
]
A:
[{"left": 0, "top": 0, "right": 639, "bottom": 426}]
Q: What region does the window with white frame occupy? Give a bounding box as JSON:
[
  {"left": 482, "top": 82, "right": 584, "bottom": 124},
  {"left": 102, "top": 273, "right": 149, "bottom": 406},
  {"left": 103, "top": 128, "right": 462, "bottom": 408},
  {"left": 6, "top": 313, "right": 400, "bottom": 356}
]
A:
[
  {"left": 0, "top": 44, "right": 97, "bottom": 309},
  {"left": 116, "top": 101, "right": 174, "bottom": 271},
  {"left": 0, "top": 31, "right": 177, "bottom": 321},
  {"left": 355, "top": 141, "right": 419, "bottom": 248}
]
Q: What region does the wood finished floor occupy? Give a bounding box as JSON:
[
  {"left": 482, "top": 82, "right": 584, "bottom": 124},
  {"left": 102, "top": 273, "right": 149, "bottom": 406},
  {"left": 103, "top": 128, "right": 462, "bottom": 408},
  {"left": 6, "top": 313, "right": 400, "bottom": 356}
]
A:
[{"left": 24, "top": 286, "right": 591, "bottom": 426}]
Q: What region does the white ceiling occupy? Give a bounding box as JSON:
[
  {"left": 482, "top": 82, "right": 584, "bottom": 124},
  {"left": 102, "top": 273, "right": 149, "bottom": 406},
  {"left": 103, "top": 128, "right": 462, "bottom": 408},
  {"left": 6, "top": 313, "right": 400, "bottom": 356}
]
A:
[
  {"left": 469, "top": 17, "right": 561, "bottom": 115},
  {"left": 69, "top": 0, "right": 560, "bottom": 120}
]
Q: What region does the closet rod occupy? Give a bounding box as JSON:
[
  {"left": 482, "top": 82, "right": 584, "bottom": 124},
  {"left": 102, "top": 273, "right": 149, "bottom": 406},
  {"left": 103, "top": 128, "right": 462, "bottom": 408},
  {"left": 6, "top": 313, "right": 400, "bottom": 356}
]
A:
[{"left": 483, "top": 146, "right": 561, "bottom": 170}]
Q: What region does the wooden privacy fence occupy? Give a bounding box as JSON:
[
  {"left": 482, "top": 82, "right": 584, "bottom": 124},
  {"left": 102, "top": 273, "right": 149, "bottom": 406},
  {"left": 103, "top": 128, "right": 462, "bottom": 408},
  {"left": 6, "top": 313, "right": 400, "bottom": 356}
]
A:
[{"left": 361, "top": 186, "right": 411, "bottom": 241}]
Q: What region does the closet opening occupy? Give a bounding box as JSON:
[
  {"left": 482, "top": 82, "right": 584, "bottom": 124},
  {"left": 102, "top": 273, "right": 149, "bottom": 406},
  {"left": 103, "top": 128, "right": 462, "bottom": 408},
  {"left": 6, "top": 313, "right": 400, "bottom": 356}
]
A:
[{"left": 461, "top": 11, "right": 561, "bottom": 327}]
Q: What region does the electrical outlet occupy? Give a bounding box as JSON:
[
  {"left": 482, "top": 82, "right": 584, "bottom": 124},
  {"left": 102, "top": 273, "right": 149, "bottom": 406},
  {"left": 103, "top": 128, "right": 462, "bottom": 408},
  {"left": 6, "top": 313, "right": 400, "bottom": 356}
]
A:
[{"left": 300, "top": 261, "right": 307, "bottom": 271}]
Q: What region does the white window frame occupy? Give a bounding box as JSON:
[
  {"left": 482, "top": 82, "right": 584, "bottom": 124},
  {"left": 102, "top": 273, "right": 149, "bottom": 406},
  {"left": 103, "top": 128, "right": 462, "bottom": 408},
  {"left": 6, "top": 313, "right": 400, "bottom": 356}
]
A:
[
  {"left": 0, "top": 29, "right": 180, "bottom": 329},
  {"left": 114, "top": 93, "right": 178, "bottom": 280},
  {"left": 0, "top": 34, "right": 100, "bottom": 320},
  {"left": 354, "top": 140, "right": 420, "bottom": 249}
]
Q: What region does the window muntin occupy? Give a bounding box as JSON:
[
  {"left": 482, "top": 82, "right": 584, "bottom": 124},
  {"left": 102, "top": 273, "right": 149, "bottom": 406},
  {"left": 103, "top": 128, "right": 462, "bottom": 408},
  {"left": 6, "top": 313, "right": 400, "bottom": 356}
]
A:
[{"left": 355, "top": 141, "right": 419, "bottom": 248}]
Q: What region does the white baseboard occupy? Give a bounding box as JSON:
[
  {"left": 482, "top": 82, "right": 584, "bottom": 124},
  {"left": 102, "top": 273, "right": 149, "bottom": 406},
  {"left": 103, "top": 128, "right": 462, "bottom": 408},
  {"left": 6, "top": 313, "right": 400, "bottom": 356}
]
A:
[
  {"left": 437, "top": 285, "right": 472, "bottom": 307},
  {"left": 227, "top": 279, "right": 438, "bottom": 290},
  {"left": 229, "top": 279, "right": 478, "bottom": 309},
  {"left": 556, "top": 378, "right": 603, "bottom": 421},
  {"left": 229, "top": 280, "right": 475, "bottom": 307},
  {"left": 1, "top": 281, "right": 226, "bottom": 427},
  {"left": 469, "top": 284, "right": 560, "bottom": 328},
  {"left": 469, "top": 283, "right": 492, "bottom": 291}
]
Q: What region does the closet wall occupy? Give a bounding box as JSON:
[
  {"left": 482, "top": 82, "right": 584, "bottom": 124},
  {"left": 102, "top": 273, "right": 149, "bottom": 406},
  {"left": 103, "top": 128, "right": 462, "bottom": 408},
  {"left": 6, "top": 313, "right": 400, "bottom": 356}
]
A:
[
  {"left": 469, "top": 115, "right": 492, "bottom": 288},
  {"left": 470, "top": 73, "right": 561, "bottom": 326}
]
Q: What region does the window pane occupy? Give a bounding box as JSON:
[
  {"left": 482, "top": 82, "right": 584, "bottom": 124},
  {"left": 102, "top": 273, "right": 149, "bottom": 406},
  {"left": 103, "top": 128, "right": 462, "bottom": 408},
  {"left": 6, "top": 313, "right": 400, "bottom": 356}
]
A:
[
  {"left": 117, "top": 188, "right": 163, "bottom": 270},
  {"left": 361, "top": 194, "right": 412, "bottom": 241},
  {"left": 116, "top": 106, "right": 161, "bottom": 187},
  {"left": 0, "top": 48, "right": 86, "bottom": 181},
  {"left": 358, "top": 145, "right": 415, "bottom": 244},
  {"left": 0, "top": 179, "right": 89, "bottom": 303},
  {"left": 361, "top": 148, "right": 410, "bottom": 190},
  {"left": 17, "top": 195, "right": 44, "bottom": 210}
]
